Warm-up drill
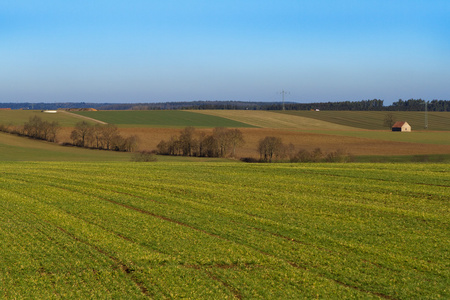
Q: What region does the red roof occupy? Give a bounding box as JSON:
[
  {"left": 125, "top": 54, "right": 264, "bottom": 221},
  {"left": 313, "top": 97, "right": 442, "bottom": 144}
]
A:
[{"left": 392, "top": 121, "right": 406, "bottom": 128}]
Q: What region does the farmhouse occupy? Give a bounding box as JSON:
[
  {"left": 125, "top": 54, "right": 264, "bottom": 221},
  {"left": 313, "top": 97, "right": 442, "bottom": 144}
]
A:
[{"left": 392, "top": 121, "right": 411, "bottom": 132}]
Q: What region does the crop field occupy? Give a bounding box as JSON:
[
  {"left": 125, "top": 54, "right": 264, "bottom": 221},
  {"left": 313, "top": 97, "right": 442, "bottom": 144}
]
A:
[
  {"left": 0, "top": 161, "right": 448, "bottom": 299},
  {"left": 2, "top": 109, "right": 450, "bottom": 160},
  {"left": 192, "top": 110, "right": 356, "bottom": 130},
  {"left": 73, "top": 111, "right": 256, "bottom": 128},
  {"left": 280, "top": 111, "right": 450, "bottom": 131},
  {"left": 0, "top": 110, "right": 85, "bottom": 127},
  {"left": 304, "top": 130, "right": 450, "bottom": 146}
]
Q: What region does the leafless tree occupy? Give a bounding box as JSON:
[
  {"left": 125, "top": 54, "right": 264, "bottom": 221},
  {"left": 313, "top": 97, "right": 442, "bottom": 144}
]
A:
[
  {"left": 227, "top": 129, "right": 245, "bottom": 157},
  {"left": 179, "top": 127, "right": 196, "bottom": 156},
  {"left": 23, "top": 116, "right": 59, "bottom": 142},
  {"left": 70, "top": 121, "right": 93, "bottom": 147},
  {"left": 383, "top": 113, "right": 396, "bottom": 129},
  {"left": 213, "top": 127, "right": 231, "bottom": 157},
  {"left": 99, "top": 124, "right": 119, "bottom": 150},
  {"left": 258, "top": 136, "right": 284, "bottom": 162}
]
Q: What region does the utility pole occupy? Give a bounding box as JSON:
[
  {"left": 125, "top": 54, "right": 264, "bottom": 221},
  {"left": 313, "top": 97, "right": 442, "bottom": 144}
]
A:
[
  {"left": 280, "top": 90, "right": 290, "bottom": 111},
  {"left": 424, "top": 100, "right": 428, "bottom": 129}
]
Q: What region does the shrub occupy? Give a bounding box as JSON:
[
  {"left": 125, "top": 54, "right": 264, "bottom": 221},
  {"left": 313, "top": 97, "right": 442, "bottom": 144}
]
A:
[{"left": 131, "top": 151, "right": 157, "bottom": 162}]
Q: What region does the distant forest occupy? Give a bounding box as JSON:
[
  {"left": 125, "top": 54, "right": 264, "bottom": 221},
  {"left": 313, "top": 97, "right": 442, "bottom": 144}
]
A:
[{"left": 1, "top": 99, "right": 449, "bottom": 111}]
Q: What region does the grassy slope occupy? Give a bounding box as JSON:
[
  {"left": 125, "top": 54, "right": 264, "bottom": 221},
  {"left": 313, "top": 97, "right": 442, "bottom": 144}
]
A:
[
  {"left": 73, "top": 110, "right": 257, "bottom": 128},
  {"left": 0, "top": 162, "right": 448, "bottom": 299},
  {"left": 0, "top": 132, "right": 132, "bottom": 161}
]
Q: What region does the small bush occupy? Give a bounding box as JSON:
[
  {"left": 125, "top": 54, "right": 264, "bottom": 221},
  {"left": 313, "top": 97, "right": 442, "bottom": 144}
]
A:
[
  {"left": 412, "top": 155, "right": 429, "bottom": 162},
  {"left": 325, "top": 149, "right": 352, "bottom": 163},
  {"left": 240, "top": 157, "right": 260, "bottom": 163},
  {"left": 131, "top": 151, "right": 157, "bottom": 162}
]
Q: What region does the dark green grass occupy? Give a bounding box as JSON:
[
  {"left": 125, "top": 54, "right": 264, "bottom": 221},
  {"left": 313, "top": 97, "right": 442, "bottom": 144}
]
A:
[
  {"left": 73, "top": 110, "right": 257, "bottom": 128},
  {"left": 354, "top": 153, "right": 450, "bottom": 163},
  {"left": 280, "top": 110, "right": 450, "bottom": 131},
  {"left": 0, "top": 162, "right": 448, "bottom": 298}
]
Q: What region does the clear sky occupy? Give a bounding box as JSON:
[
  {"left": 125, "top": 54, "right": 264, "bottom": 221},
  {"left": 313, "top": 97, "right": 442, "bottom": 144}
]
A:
[{"left": 1, "top": 0, "right": 449, "bottom": 104}]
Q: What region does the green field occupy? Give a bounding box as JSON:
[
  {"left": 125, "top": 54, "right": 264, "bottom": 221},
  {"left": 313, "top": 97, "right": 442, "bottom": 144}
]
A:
[
  {"left": 280, "top": 110, "right": 450, "bottom": 131},
  {"left": 1, "top": 162, "right": 448, "bottom": 299},
  {"left": 73, "top": 111, "right": 257, "bottom": 128},
  {"left": 0, "top": 110, "right": 86, "bottom": 127}
]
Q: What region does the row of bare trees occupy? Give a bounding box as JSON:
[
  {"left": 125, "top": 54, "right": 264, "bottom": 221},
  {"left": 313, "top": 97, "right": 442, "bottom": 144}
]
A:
[
  {"left": 0, "top": 115, "right": 60, "bottom": 142},
  {"left": 257, "top": 136, "right": 294, "bottom": 162},
  {"left": 157, "top": 127, "right": 245, "bottom": 158},
  {"left": 70, "top": 121, "right": 138, "bottom": 152},
  {"left": 23, "top": 116, "right": 60, "bottom": 142},
  {"left": 257, "top": 136, "right": 352, "bottom": 163}
]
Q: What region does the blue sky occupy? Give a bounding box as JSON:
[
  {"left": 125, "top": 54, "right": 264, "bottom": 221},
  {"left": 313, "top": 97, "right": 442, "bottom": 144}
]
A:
[{"left": 1, "top": 0, "right": 449, "bottom": 104}]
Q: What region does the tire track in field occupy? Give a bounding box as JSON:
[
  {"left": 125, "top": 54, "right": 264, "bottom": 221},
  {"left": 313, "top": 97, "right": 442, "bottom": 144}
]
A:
[
  {"left": 21, "top": 179, "right": 246, "bottom": 299},
  {"left": 231, "top": 221, "right": 397, "bottom": 299},
  {"left": 103, "top": 192, "right": 397, "bottom": 299},
  {"left": 0, "top": 189, "right": 153, "bottom": 298},
  {"left": 50, "top": 224, "right": 153, "bottom": 298},
  {"left": 299, "top": 170, "right": 450, "bottom": 188},
  {"left": 2, "top": 176, "right": 175, "bottom": 259},
  {"left": 60, "top": 110, "right": 108, "bottom": 124},
  {"left": 4, "top": 174, "right": 397, "bottom": 299},
  {"left": 54, "top": 223, "right": 152, "bottom": 298},
  {"left": 184, "top": 265, "right": 243, "bottom": 299}
]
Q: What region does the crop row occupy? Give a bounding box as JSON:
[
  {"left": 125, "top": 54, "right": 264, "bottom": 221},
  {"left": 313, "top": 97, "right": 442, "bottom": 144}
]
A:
[{"left": 0, "top": 162, "right": 448, "bottom": 299}]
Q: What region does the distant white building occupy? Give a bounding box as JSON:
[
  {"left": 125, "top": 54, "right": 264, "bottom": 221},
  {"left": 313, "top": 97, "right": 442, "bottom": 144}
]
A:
[
  {"left": 43, "top": 110, "right": 57, "bottom": 113},
  {"left": 392, "top": 121, "right": 411, "bottom": 132}
]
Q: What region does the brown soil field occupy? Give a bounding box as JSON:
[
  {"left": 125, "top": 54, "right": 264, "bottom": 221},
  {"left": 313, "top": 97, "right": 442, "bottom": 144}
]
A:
[{"left": 58, "top": 127, "right": 450, "bottom": 158}]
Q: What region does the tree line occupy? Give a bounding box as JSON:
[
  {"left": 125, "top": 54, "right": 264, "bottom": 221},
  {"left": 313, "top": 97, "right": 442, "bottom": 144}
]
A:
[
  {"left": 157, "top": 127, "right": 244, "bottom": 158},
  {"left": 69, "top": 121, "right": 138, "bottom": 152},
  {"left": 156, "top": 126, "right": 352, "bottom": 163},
  {"left": 0, "top": 116, "right": 138, "bottom": 152},
  {"left": 2, "top": 99, "right": 450, "bottom": 111},
  {"left": 0, "top": 115, "right": 59, "bottom": 142},
  {"left": 256, "top": 136, "right": 352, "bottom": 163}
]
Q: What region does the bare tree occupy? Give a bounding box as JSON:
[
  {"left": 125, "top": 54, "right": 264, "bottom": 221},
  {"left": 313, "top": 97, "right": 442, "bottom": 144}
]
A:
[
  {"left": 202, "top": 135, "right": 219, "bottom": 157},
  {"left": 227, "top": 129, "right": 245, "bottom": 157},
  {"left": 100, "top": 124, "right": 119, "bottom": 150},
  {"left": 70, "top": 121, "right": 93, "bottom": 147},
  {"left": 23, "top": 116, "right": 59, "bottom": 142},
  {"left": 92, "top": 124, "right": 104, "bottom": 148},
  {"left": 258, "top": 136, "right": 283, "bottom": 162},
  {"left": 124, "top": 135, "right": 139, "bottom": 152},
  {"left": 179, "top": 127, "right": 196, "bottom": 156},
  {"left": 23, "top": 115, "right": 43, "bottom": 139},
  {"left": 383, "top": 113, "right": 396, "bottom": 129},
  {"left": 213, "top": 127, "right": 231, "bottom": 157},
  {"left": 45, "top": 121, "right": 59, "bottom": 142}
]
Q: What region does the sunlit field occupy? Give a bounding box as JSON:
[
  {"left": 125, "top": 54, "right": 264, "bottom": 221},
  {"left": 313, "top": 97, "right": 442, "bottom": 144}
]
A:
[{"left": 0, "top": 162, "right": 448, "bottom": 298}]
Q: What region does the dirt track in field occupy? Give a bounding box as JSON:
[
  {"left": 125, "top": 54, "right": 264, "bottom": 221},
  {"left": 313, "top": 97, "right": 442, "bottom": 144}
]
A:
[{"left": 58, "top": 127, "right": 450, "bottom": 158}]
